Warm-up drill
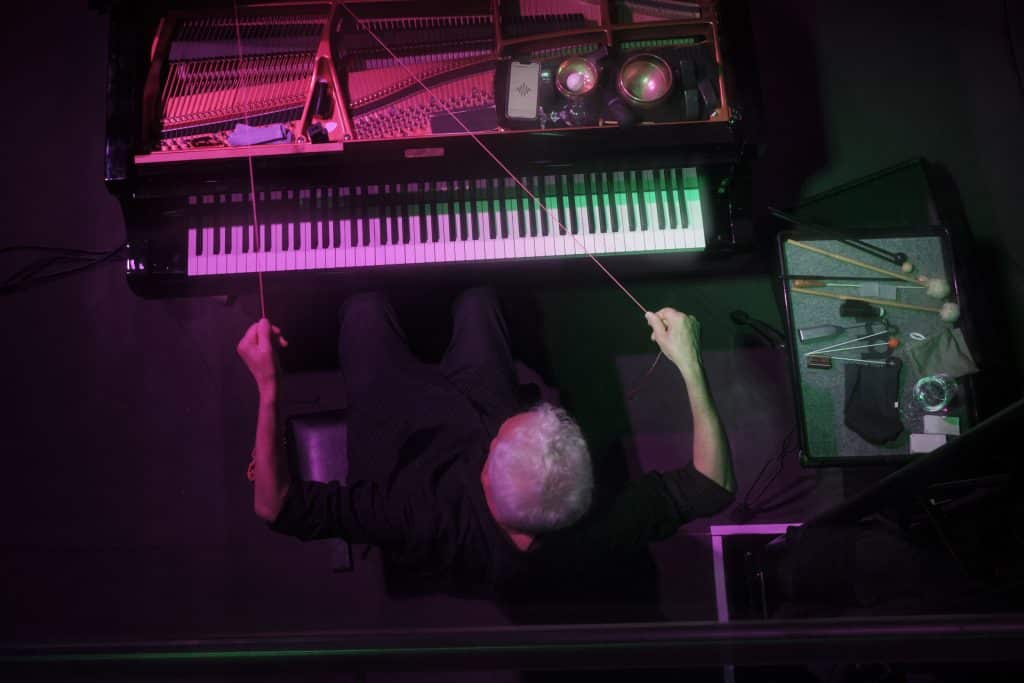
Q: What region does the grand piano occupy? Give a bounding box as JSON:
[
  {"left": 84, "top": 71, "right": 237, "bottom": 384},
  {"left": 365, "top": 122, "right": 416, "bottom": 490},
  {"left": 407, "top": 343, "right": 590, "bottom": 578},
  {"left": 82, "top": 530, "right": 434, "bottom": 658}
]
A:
[{"left": 101, "top": 0, "right": 760, "bottom": 298}]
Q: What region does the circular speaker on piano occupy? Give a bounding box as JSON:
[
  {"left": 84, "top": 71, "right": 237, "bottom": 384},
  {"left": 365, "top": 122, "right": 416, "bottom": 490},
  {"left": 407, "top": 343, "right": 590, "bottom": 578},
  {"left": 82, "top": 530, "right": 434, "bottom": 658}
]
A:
[
  {"left": 616, "top": 53, "right": 673, "bottom": 108},
  {"left": 555, "top": 57, "right": 599, "bottom": 99}
]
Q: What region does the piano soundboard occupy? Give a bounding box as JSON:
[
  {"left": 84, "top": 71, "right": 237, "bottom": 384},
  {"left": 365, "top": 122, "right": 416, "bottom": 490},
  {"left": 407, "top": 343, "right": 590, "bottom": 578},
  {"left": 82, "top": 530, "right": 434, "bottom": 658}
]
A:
[{"left": 104, "top": 0, "right": 757, "bottom": 296}]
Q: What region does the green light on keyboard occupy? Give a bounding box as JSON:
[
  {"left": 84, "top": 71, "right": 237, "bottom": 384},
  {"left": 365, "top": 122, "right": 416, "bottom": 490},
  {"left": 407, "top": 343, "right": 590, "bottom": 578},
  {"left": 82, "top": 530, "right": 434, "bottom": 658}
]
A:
[{"left": 621, "top": 37, "right": 701, "bottom": 50}]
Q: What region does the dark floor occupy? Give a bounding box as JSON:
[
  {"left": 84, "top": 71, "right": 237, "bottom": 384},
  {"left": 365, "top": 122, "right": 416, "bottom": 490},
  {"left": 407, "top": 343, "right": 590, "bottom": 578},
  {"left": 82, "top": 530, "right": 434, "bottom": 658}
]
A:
[{"left": 3, "top": 0, "right": 1024, "bottom": 678}]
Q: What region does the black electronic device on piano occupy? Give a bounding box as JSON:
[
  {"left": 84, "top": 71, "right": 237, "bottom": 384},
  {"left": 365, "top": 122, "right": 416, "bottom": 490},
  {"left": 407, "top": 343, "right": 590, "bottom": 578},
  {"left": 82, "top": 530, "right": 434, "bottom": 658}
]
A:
[{"left": 100, "top": 0, "right": 760, "bottom": 298}]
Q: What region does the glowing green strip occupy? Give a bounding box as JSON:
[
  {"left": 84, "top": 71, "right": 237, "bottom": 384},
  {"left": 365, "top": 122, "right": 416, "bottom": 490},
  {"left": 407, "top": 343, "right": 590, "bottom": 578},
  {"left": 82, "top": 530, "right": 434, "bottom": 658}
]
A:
[{"left": 620, "top": 37, "right": 701, "bottom": 50}]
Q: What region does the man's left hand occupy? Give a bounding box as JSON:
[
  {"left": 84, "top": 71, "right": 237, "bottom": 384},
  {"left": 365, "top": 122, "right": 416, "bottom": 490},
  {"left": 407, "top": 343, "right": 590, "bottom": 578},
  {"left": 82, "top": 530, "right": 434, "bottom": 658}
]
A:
[{"left": 237, "top": 318, "right": 288, "bottom": 396}]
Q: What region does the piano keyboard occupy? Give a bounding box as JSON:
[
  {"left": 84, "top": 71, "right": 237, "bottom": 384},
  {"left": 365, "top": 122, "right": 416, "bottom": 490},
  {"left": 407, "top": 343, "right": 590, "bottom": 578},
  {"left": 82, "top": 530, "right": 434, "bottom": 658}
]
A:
[{"left": 184, "top": 167, "right": 704, "bottom": 276}]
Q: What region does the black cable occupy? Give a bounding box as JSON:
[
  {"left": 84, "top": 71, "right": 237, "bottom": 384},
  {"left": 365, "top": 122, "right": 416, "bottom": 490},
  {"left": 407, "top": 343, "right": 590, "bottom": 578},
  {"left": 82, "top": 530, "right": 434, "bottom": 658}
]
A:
[
  {"left": 4, "top": 253, "right": 102, "bottom": 288},
  {"left": 0, "top": 244, "right": 116, "bottom": 257},
  {"left": 0, "top": 243, "right": 127, "bottom": 296},
  {"left": 768, "top": 207, "right": 909, "bottom": 266},
  {"left": 731, "top": 424, "right": 798, "bottom": 522}
]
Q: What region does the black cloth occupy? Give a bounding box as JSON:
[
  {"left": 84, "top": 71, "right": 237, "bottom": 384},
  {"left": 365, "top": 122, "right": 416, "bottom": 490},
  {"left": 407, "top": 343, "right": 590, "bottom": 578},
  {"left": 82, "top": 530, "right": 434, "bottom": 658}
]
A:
[
  {"left": 843, "top": 359, "right": 904, "bottom": 444},
  {"left": 270, "top": 288, "right": 734, "bottom": 597}
]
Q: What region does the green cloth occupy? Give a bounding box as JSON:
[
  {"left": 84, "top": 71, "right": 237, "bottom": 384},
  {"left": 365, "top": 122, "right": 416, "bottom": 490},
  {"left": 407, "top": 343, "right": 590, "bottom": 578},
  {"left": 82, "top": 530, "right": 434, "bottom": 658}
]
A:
[{"left": 906, "top": 327, "right": 978, "bottom": 379}]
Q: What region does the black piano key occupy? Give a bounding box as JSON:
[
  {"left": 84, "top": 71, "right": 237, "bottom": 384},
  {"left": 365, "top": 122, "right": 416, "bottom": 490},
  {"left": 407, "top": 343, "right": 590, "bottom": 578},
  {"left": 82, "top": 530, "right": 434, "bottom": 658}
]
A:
[
  {"left": 659, "top": 170, "right": 672, "bottom": 229},
  {"left": 574, "top": 174, "right": 590, "bottom": 234},
  {"left": 293, "top": 192, "right": 304, "bottom": 249},
  {"left": 582, "top": 173, "right": 596, "bottom": 233},
  {"left": 516, "top": 178, "right": 528, "bottom": 238},
  {"left": 386, "top": 185, "right": 399, "bottom": 245},
  {"left": 649, "top": 170, "right": 664, "bottom": 230},
  {"left": 436, "top": 181, "right": 452, "bottom": 242},
  {"left": 367, "top": 186, "right": 383, "bottom": 246},
  {"left": 492, "top": 179, "right": 504, "bottom": 239},
  {"left": 458, "top": 180, "right": 468, "bottom": 241},
  {"left": 385, "top": 186, "right": 395, "bottom": 246},
  {"left": 515, "top": 179, "right": 527, "bottom": 238},
  {"left": 224, "top": 225, "right": 232, "bottom": 255},
  {"left": 312, "top": 189, "right": 321, "bottom": 249},
  {"left": 522, "top": 178, "right": 534, "bottom": 237},
  {"left": 640, "top": 171, "right": 654, "bottom": 231},
  {"left": 668, "top": 169, "right": 682, "bottom": 227},
  {"left": 558, "top": 175, "right": 574, "bottom": 235},
  {"left": 640, "top": 171, "right": 654, "bottom": 230},
  {"left": 527, "top": 176, "right": 541, "bottom": 237},
  {"left": 454, "top": 180, "right": 466, "bottom": 242},
  {"left": 538, "top": 177, "right": 551, "bottom": 236},
  {"left": 626, "top": 172, "right": 640, "bottom": 231},
  {"left": 242, "top": 220, "right": 250, "bottom": 253},
  {"left": 399, "top": 185, "right": 411, "bottom": 244},
  {"left": 450, "top": 180, "right": 461, "bottom": 241},
  {"left": 324, "top": 188, "right": 333, "bottom": 248},
  {"left": 467, "top": 180, "right": 479, "bottom": 241},
  {"left": 499, "top": 180, "right": 510, "bottom": 238},
  {"left": 606, "top": 174, "right": 620, "bottom": 234},
  {"left": 593, "top": 173, "right": 606, "bottom": 233},
  {"left": 376, "top": 186, "right": 386, "bottom": 246},
  {"left": 428, "top": 182, "right": 440, "bottom": 243},
  {"left": 357, "top": 187, "right": 369, "bottom": 247},
  {"left": 334, "top": 189, "right": 344, "bottom": 248},
  {"left": 212, "top": 203, "right": 223, "bottom": 255},
  {"left": 415, "top": 183, "right": 428, "bottom": 243},
  {"left": 655, "top": 170, "right": 668, "bottom": 229},
  {"left": 263, "top": 220, "right": 272, "bottom": 252}
]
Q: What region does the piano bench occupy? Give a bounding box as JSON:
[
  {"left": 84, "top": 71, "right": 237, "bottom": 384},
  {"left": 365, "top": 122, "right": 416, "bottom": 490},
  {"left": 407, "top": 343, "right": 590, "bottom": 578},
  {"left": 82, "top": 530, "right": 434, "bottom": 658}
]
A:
[{"left": 284, "top": 409, "right": 352, "bottom": 573}]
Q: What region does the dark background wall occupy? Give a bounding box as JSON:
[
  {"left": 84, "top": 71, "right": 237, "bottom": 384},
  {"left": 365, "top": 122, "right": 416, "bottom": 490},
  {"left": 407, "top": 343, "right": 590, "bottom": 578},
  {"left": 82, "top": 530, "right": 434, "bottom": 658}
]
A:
[{"left": 2, "top": 0, "right": 1023, "bottom": 648}]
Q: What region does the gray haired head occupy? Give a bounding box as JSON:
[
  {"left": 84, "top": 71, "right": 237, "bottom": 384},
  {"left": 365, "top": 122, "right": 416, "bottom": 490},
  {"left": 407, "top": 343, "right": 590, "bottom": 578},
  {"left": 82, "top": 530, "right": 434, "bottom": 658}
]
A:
[{"left": 485, "top": 403, "right": 593, "bottom": 535}]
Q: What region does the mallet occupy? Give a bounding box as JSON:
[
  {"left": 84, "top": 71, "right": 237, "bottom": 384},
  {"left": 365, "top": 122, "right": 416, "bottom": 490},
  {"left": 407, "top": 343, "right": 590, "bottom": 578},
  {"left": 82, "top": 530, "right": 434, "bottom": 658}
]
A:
[{"left": 788, "top": 239, "right": 950, "bottom": 299}]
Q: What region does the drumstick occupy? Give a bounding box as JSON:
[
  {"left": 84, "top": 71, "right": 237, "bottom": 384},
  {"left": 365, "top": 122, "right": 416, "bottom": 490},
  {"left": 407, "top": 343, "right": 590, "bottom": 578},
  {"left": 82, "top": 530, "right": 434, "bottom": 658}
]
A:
[
  {"left": 791, "top": 287, "right": 960, "bottom": 322},
  {"left": 787, "top": 239, "right": 920, "bottom": 285}
]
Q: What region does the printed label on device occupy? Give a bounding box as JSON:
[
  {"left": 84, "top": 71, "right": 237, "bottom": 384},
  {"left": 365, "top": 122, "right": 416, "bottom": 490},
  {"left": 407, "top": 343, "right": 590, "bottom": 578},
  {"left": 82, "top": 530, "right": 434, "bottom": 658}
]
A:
[{"left": 506, "top": 61, "right": 540, "bottom": 121}]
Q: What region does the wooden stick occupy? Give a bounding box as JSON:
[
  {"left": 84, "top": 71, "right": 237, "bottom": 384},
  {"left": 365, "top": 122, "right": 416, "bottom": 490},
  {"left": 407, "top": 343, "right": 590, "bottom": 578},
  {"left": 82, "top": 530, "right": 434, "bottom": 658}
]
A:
[
  {"left": 791, "top": 286, "right": 942, "bottom": 314},
  {"left": 787, "top": 239, "right": 920, "bottom": 285}
]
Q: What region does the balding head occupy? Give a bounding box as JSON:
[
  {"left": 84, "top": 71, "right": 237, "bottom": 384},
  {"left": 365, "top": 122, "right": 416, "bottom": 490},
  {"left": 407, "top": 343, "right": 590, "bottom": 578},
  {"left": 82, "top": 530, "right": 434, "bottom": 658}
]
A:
[{"left": 482, "top": 403, "right": 593, "bottom": 535}]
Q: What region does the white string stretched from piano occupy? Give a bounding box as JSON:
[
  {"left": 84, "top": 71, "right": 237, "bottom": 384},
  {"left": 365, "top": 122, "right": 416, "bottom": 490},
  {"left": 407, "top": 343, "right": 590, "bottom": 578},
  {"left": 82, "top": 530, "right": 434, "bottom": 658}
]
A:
[
  {"left": 336, "top": 1, "right": 654, "bottom": 317},
  {"left": 229, "top": 2, "right": 666, "bottom": 407},
  {"left": 233, "top": 0, "right": 267, "bottom": 319}
]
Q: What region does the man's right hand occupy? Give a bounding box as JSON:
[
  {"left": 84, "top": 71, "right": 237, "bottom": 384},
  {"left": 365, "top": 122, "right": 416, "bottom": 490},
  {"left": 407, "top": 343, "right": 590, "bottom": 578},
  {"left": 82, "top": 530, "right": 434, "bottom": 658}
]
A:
[
  {"left": 645, "top": 308, "right": 702, "bottom": 375},
  {"left": 236, "top": 318, "right": 288, "bottom": 396}
]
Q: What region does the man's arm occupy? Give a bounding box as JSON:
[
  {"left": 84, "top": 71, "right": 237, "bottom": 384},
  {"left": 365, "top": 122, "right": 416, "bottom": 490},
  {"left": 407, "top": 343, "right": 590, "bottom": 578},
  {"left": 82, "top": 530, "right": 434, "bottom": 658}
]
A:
[
  {"left": 237, "top": 318, "right": 292, "bottom": 522},
  {"left": 646, "top": 308, "right": 736, "bottom": 494}
]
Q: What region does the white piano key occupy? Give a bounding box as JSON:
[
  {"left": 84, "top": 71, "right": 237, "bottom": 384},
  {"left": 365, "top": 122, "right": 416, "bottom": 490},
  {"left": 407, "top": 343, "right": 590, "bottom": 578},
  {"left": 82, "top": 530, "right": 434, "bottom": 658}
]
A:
[
  {"left": 314, "top": 221, "right": 326, "bottom": 270},
  {"left": 245, "top": 225, "right": 256, "bottom": 273},
  {"left": 228, "top": 226, "right": 243, "bottom": 273},
  {"left": 410, "top": 212, "right": 426, "bottom": 263},
  {"left": 299, "top": 222, "right": 311, "bottom": 270},
  {"left": 212, "top": 227, "right": 223, "bottom": 274},
  {"left": 254, "top": 225, "right": 265, "bottom": 273},
  {"left": 326, "top": 221, "right": 338, "bottom": 269},
  {"left": 685, "top": 187, "right": 705, "bottom": 251},
  {"left": 200, "top": 227, "right": 214, "bottom": 275},
  {"left": 452, "top": 207, "right": 466, "bottom": 262},
  {"left": 187, "top": 229, "right": 198, "bottom": 275}
]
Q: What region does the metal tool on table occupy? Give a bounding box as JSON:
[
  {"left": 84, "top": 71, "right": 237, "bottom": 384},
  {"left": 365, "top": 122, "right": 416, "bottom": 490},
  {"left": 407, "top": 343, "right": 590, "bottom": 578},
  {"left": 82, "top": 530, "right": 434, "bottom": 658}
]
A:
[{"left": 792, "top": 278, "right": 921, "bottom": 302}]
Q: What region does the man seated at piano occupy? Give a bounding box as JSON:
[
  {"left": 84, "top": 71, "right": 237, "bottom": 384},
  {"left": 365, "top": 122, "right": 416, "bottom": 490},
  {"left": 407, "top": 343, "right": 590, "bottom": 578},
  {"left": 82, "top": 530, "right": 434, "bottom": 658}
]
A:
[{"left": 236, "top": 288, "right": 736, "bottom": 598}]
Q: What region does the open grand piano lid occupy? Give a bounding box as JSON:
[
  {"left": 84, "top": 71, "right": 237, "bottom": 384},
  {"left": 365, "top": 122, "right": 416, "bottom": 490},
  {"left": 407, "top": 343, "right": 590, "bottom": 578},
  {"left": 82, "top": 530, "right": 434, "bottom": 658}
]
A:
[{"left": 101, "top": 0, "right": 759, "bottom": 178}]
